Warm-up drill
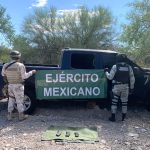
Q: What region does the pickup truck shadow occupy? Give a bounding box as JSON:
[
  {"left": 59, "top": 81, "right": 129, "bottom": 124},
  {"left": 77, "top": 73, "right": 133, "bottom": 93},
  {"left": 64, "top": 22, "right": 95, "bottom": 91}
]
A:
[{"left": 37, "top": 100, "right": 88, "bottom": 110}]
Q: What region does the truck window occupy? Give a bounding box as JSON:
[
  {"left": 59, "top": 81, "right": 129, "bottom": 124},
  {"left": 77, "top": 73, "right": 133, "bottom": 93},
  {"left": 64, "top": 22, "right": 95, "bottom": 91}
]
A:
[
  {"left": 102, "top": 53, "right": 116, "bottom": 68},
  {"left": 71, "top": 53, "right": 95, "bottom": 69}
]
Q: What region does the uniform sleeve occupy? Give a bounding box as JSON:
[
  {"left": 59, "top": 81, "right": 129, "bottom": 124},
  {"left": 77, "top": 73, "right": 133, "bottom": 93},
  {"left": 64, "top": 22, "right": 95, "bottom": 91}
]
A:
[
  {"left": 129, "top": 66, "right": 135, "bottom": 89},
  {"left": 105, "top": 65, "right": 117, "bottom": 80},
  {"left": 19, "top": 64, "right": 33, "bottom": 79}
]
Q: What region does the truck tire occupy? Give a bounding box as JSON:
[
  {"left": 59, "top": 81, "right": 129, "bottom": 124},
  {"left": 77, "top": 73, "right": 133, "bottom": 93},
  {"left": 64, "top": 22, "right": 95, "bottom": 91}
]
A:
[
  {"left": 24, "top": 90, "right": 37, "bottom": 114},
  {"left": 14, "top": 90, "right": 37, "bottom": 114}
]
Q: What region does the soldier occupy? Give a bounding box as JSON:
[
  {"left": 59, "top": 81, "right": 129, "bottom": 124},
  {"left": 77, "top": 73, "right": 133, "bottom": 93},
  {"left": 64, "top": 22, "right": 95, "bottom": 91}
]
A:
[
  {"left": 1, "top": 50, "right": 36, "bottom": 121},
  {"left": 105, "top": 54, "right": 135, "bottom": 122}
]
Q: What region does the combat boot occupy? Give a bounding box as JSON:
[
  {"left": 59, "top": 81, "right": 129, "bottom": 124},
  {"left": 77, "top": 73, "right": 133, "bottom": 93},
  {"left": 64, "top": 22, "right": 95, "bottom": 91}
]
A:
[
  {"left": 19, "top": 112, "right": 28, "bottom": 121},
  {"left": 109, "top": 113, "right": 116, "bottom": 122},
  {"left": 122, "top": 113, "right": 126, "bottom": 121},
  {"left": 7, "top": 112, "right": 12, "bottom": 121}
]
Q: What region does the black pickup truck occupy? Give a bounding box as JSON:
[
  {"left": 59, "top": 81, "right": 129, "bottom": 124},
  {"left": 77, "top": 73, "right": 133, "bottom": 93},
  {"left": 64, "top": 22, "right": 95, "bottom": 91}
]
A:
[{"left": 0, "top": 48, "right": 150, "bottom": 113}]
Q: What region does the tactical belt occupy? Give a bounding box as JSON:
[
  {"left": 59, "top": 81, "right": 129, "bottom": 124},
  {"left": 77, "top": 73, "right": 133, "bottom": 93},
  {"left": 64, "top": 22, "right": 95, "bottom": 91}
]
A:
[{"left": 112, "top": 81, "right": 128, "bottom": 85}]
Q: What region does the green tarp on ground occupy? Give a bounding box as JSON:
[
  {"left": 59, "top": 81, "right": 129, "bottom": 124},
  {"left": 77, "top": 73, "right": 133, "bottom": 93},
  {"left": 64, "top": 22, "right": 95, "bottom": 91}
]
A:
[{"left": 42, "top": 126, "right": 99, "bottom": 143}]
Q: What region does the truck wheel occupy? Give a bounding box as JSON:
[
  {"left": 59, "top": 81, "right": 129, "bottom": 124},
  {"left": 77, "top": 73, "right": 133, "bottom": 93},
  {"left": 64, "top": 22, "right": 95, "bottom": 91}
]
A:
[
  {"left": 24, "top": 92, "right": 37, "bottom": 114},
  {"left": 14, "top": 90, "right": 37, "bottom": 114}
]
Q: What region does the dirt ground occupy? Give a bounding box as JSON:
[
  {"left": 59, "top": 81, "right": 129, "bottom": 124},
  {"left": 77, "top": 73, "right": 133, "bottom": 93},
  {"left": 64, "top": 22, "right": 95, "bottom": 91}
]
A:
[{"left": 0, "top": 99, "right": 150, "bottom": 150}]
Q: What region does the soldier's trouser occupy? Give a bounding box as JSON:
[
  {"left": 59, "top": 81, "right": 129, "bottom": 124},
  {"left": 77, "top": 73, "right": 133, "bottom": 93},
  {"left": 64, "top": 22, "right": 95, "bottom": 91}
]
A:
[
  {"left": 111, "top": 84, "right": 129, "bottom": 114},
  {"left": 8, "top": 84, "right": 24, "bottom": 113}
]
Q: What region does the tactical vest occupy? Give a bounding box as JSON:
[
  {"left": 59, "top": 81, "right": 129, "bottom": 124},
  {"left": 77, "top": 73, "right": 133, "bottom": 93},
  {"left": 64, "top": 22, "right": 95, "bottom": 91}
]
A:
[
  {"left": 5, "top": 62, "right": 23, "bottom": 84},
  {"left": 114, "top": 63, "right": 130, "bottom": 84}
]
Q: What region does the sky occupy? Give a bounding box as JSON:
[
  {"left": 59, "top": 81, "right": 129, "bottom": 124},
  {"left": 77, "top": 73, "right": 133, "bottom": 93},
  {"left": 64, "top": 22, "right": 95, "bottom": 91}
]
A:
[{"left": 0, "top": 0, "right": 135, "bottom": 34}]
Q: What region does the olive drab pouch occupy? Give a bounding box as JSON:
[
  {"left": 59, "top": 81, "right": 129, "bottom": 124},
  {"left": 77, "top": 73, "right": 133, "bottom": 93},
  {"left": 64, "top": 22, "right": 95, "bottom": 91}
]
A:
[
  {"left": 56, "top": 130, "right": 62, "bottom": 137},
  {"left": 74, "top": 132, "right": 79, "bottom": 137},
  {"left": 65, "top": 131, "right": 70, "bottom": 137}
]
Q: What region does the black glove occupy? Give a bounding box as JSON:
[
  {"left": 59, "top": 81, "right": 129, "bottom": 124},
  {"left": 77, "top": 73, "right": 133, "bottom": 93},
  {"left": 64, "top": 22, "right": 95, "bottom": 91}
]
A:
[{"left": 104, "top": 68, "right": 109, "bottom": 72}]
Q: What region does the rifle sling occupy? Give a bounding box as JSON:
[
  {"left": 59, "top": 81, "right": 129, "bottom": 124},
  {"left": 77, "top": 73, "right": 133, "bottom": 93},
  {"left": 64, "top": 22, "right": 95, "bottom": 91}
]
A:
[{"left": 5, "top": 61, "right": 16, "bottom": 70}]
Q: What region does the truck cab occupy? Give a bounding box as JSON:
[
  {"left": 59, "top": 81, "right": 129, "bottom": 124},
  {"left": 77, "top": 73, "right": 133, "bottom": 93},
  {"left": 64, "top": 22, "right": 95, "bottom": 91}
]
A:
[
  {"left": 61, "top": 48, "right": 117, "bottom": 70},
  {"left": 61, "top": 48, "right": 150, "bottom": 107}
]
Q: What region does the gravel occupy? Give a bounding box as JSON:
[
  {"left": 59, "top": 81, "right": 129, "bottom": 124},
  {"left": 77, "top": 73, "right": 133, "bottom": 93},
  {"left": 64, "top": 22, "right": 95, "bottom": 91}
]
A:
[{"left": 0, "top": 99, "right": 150, "bottom": 150}]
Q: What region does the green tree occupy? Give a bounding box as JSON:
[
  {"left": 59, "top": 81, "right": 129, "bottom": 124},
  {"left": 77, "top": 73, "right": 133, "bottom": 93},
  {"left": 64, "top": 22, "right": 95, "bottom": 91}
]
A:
[
  {"left": 13, "top": 35, "right": 37, "bottom": 63},
  {"left": 0, "top": 45, "right": 10, "bottom": 62},
  {"left": 0, "top": 5, "right": 14, "bottom": 45},
  {"left": 121, "top": 0, "right": 150, "bottom": 65},
  {"left": 21, "top": 6, "right": 115, "bottom": 64},
  {"left": 22, "top": 7, "right": 61, "bottom": 64},
  {"left": 61, "top": 6, "right": 114, "bottom": 49}
]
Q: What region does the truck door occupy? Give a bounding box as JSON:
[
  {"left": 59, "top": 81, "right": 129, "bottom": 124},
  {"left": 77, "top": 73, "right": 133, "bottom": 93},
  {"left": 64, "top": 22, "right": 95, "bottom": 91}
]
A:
[{"left": 126, "top": 59, "right": 147, "bottom": 102}]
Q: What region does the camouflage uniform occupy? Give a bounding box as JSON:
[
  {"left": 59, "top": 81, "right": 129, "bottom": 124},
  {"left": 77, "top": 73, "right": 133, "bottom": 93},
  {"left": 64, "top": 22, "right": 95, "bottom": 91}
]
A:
[
  {"left": 105, "top": 62, "right": 135, "bottom": 121},
  {"left": 1, "top": 61, "right": 33, "bottom": 114}
]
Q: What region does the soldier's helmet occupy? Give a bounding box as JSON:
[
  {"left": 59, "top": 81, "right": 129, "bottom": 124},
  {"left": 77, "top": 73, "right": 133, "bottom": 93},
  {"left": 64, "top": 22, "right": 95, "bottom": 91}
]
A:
[
  {"left": 10, "top": 50, "right": 21, "bottom": 60},
  {"left": 116, "top": 53, "right": 127, "bottom": 63}
]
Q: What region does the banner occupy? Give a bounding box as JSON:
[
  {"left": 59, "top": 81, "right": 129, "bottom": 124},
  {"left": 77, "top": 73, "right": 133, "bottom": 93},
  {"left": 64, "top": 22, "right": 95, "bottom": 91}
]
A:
[{"left": 35, "top": 70, "right": 107, "bottom": 100}]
